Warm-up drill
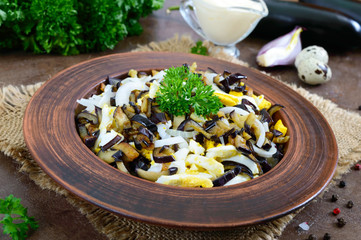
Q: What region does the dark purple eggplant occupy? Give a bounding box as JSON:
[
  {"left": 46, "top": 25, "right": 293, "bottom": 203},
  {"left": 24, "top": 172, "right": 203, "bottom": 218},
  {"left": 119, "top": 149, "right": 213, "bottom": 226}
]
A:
[
  {"left": 212, "top": 166, "right": 242, "bottom": 187},
  {"left": 222, "top": 161, "right": 254, "bottom": 179},
  {"left": 150, "top": 112, "right": 167, "bottom": 124},
  {"left": 241, "top": 99, "right": 258, "bottom": 113},
  {"left": 268, "top": 104, "right": 284, "bottom": 117},
  {"left": 138, "top": 127, "right": 155, "bottom": 142},
  {"left": 300, "top": 0, "right": 361, "bottom": 27},
  {"left": 94, "top": 106, "right": 102, "bottom": 124},
  {"left": 153, "top": 147, "right": 175, "bottom": 163},
  {"left": 272, "top": 129, "right": 283, "bottom": 138},
  {"left": 100, "top": 134, "right": 122, "bottom": 151},
  {"left": 258, "top": 159, "right": 273, "bottom": 173},
  {"left": 252, "top": 0, "right": 361, "bottom": 49},
  {"left": 112, "top": 142, "right": 139, "bottom": 161},
  {"left": 107, "top": 76, "right": 121, "bottom": 87},
  {"left": 131, "top": 114, "right": 157, "bottom": 133},
  {"left": 77, "top": 111, "right": 98, "bottom": 125},
  {"left": 220, "top": 73, "right": 247, "bottom": 93},
  {"left": 77, "top": 124, "right": 97, "bottom": 148},
  {"left": 168, "top": 167, "right": 178, "bottom": 175},
  {"left": 260, "top": 108, "right": 273, "bottom": 124},
  {"left": 127, "top": 156, "right": 151, "bottom": 175},
  {"left": 112, "top": 150, "right": 123, "bottom": 161},
  {"left": 177, "top": 118, "right": 212, "bottom": 139}
]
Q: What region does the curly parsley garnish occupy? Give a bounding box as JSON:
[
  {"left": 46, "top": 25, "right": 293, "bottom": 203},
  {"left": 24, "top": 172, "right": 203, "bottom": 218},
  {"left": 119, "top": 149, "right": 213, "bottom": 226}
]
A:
[
  {"left": 0, "top": 195, "right": 38, "bottom": 240},
  {"left": 191, "top": 41, "right": 208, "bottom": 56},
  {"left": 156, "top": 66, "right": 222, "bottom": 117}
]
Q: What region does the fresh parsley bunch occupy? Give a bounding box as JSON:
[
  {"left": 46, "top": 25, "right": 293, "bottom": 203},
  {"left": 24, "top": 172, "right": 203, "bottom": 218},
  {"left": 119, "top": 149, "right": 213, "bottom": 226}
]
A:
[
  {"left": 156, "top": 66, "right": 222, "bottom": 117},
  {"left": 0, "top": 195, "right": 38, "bottom": 240},
  {"left": 0, "top": 0, "right": 164, "bottom": 55}
]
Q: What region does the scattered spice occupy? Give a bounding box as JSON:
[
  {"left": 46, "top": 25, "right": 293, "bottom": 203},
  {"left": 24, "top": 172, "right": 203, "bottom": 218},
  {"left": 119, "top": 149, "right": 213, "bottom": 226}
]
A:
[
  {"left": 333, "top": 208, "right": 341, "bottom": 215},
  {"left": 337, "top": 217, "right": 346, "bottom": 227},
  {"left": 339, "top": 180, "right": 346, "bottom": 188},
  {"left": 307, "top": 234, "right": 317, "bottom": 240},
  {"left": 354, "top": 163, "right": 361, "bottom": 170},
  {"left": 323, "top": 232, "right": 331, "bottom": 240},
  {"left": 331, "top": 194, "right": 339, "bottom": 202},
  {"left": 346, "top": 200, "right": 354, "bottom": 208}
]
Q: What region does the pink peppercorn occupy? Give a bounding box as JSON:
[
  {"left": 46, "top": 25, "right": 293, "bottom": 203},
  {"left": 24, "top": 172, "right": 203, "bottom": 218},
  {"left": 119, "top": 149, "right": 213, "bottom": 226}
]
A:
[
  {"left": 333, "top": 208, "right": 341, "bottom": 215},
  {"left": 354, "top": 164, "right": 361, "bottom": 170}
]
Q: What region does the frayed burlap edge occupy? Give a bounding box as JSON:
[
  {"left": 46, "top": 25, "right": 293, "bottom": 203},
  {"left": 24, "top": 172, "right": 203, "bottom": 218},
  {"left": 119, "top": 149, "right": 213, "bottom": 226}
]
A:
[{"left": 1, "top": 35, "right": 361, "bottom": 240}]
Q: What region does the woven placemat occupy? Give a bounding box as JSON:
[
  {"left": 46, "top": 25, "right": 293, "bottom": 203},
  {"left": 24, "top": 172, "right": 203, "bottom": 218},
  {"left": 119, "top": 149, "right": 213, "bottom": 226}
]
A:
[{"left": 1, "top": 35, "right": 361, "bottom": 240}]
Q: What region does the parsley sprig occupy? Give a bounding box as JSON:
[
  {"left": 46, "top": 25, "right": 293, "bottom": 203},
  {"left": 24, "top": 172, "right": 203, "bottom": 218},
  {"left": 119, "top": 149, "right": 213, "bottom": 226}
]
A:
[
  {"left": 191, "top": 41, "right": 208, "bottom": 56},
  {"left": 1, "top": 195, "right": 38, "bottom": 240},
  {"left": 156, "top": 66, "right": 222, "bottom": 117}
]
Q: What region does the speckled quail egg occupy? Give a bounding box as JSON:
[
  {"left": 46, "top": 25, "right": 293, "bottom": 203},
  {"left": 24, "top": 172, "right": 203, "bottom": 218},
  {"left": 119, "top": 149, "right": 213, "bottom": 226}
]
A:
[
  {"left": 295, "top": 45, "right": 329, "bottom": 68},
  {"left": 297, "top": 57, "right": 332, "bottom": 85}
]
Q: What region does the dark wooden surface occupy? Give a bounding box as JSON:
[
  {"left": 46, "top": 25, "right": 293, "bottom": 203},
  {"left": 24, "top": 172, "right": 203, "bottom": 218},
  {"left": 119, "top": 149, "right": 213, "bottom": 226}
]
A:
[{"left": 1, "top": 1, "right": 361, "bottom": 239}]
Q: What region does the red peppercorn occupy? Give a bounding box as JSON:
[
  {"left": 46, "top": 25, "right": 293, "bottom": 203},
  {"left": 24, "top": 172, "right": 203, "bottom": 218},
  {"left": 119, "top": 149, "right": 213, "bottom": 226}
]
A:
[
  {"left": 333, "top": 208, "right": 341, "bottom": 215},
  {"left": 354, "top": 164, "right": 361, "bottom": 170}
]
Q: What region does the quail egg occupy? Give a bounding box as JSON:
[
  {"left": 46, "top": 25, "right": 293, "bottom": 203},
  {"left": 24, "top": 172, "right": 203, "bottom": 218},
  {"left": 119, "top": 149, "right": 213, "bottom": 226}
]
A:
[
  {"left": 297, "top": 57, "right": 332, "bottom": 85},
  {"left": 295, "top": 45, "right": 329, "bottom": 68}
]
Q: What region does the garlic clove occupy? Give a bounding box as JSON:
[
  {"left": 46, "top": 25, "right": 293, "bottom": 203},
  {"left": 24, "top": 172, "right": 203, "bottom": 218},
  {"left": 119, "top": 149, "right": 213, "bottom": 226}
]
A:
[{"left": 257, "top": 26, "right": 303, "bottom": 67}]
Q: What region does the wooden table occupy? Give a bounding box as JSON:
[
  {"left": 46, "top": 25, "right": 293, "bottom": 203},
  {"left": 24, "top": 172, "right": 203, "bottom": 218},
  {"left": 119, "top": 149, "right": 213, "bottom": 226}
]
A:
[{"left": 1, "top": 1, "right": 360, "bottom": 239}]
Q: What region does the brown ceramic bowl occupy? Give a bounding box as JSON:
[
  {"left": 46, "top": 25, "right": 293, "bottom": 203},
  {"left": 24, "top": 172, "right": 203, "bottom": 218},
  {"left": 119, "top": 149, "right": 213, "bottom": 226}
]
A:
[{"left": 23, "top": 52, "right": 338, "bottom": 230}]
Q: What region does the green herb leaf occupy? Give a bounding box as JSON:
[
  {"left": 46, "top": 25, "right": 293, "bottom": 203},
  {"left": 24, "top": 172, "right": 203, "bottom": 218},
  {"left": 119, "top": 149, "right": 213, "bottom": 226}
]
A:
[
  {"left": 1, "top": 194, "right": 39, "bottom": 240},
  {"left": 156, "top": 66, "right": 222, "bottom": 117},
  {"left": 0, "top": 0, "right": 165, "bottom": 55},
  {"left": 191, "top": 41, "right": 208, "bottom": 56}
]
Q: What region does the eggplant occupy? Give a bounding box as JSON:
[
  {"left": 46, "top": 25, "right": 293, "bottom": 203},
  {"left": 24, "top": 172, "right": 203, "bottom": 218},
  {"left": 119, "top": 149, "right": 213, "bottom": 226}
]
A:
[
  {"left": 97, "top": 149, "right": 120, "bottom": 163},
  {"left": 220, "top": 73, "right": 247, "bottom": 93},
  {"left": 252, "top": 0, "right": 361, "bottom": 49},
  {"left": 268, "top": 104, "right": 284, "bottom": 117},
  {"left": 131, "top": 114, "right": 157, "bottom": 133},
  {"left": 212, "top": 166, "right": 242, "bottom": 187},
  {"left": 138, "top": 127, "right": 155, "bottom": 142},
  {"left": 113, "top": 106, "right": 131, "bottom": 132},
  {"left": 77, "top": 111, "right": 98, "bottom": 125},
  {"left": 153, "top": 147, "right": 175, "bottom": 163},
  {"left": 77, "top": 124, "right": 97, "bottom": 148},
  {"left": 95, "top": 106, "right": 102, "bottom": 124},
  {"left": 222, "top": 161, "right": 254, "bottom": 179},
  {"left": 168, "top": 167, "right": 178, "bottom": 175},
  {"left": 106, "top": 76, "right": 121, "bottom": 88},
  {"left": 150, "top": 112, "right": 167, "bottom": 124},
  {"left": 100, "top": 134, "right": 123, "bottom": 151},
  {"left": 260, "top": 108, "right": 273, "bottom": 125},
  {"left": 177, "top": 119, "right": 212, "bottom": 139},
  {"left": 241, "top": 99, "right": 258, "bottom": 113},
  {"left": 134, "top": 129, "right": 154, "bottom": 151},
  {"left": 300, "top": 0, "right": 361, "bottom": 26},
  {"left": 112, "top": 142, "right": 139, "bottom": 161},
  {"left": 127, "top": 156, "right": 151, "bottom": 175}
]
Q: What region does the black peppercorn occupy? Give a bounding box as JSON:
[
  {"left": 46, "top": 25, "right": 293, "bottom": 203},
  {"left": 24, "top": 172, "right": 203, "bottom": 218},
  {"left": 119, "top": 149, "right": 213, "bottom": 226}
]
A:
[
  {"left": 337, "top": 217, "right": 346, "bottom": 227},
  {"left": 339, "top": 180, "right": 346, "bottom": 188},
  {"left": 307, "top": 234, "right": 317, "bottom": 240},
  {"left": 331, "top": 194, "right": 339, "bottom": 202},
  {"left": 168, "top": 167, "right": 178, "bottom": 175},
  {"left": 358, "top": 105, "right": 361, "bottom": 110},
  {"left": 323, "top": 233, "right": 331, "bottom": 240},
  {"left": 347, "top": 200, "right": 354, "bottom": 208}
]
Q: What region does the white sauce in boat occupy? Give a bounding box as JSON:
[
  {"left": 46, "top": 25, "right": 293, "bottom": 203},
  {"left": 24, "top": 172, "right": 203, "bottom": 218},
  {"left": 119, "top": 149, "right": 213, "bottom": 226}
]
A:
[{"left": 193, "top": 0, "right": 265, "bottom": 45}]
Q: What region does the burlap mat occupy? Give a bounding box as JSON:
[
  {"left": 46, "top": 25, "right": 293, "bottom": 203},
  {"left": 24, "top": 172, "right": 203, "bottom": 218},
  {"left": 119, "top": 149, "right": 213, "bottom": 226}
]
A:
[{"left": 1, "top": 35, "right": 361, "bottom": 240}]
